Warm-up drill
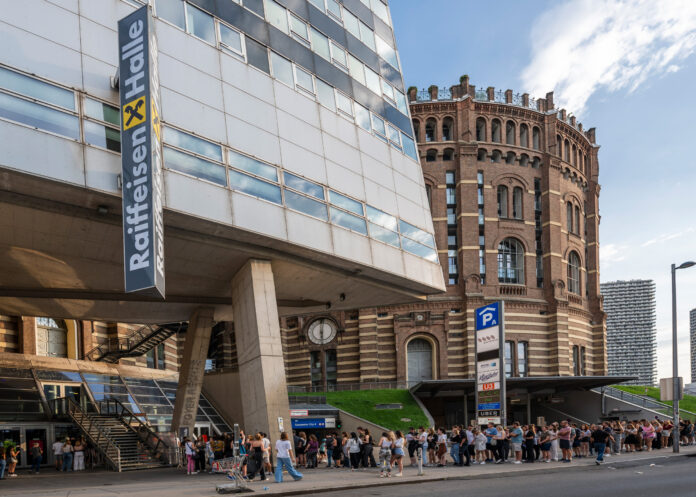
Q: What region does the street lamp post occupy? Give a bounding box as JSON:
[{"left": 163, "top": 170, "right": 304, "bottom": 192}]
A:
[{"left": 671, "top": 261, "right": 696, "bottom": 453}]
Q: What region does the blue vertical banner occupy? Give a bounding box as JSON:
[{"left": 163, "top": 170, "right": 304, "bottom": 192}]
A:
[
  {"left": 474, "top": 302, "right": 505, "bottom": 426},
  {"left": 118, "top": 5, "right": 165, "bottom": 297}
]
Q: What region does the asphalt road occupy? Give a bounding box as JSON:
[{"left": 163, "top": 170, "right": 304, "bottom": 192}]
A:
[{"left": 315, "top": 457, "right": 696, "bottom": 497}]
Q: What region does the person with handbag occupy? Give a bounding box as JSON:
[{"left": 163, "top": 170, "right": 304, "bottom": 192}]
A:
[
  {"left": 7, "top": 444, "right": 20, "bottom": 477},
  {"left": 183, "top": 437, "right": 196, "bottom": 475},
  {"left": 61, "top": 439, "right": 73, "bottom": 472}
]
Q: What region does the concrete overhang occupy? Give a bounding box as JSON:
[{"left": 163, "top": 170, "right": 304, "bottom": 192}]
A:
[{"left": 0, "top": 169, "right": 444, "bottom": 323}]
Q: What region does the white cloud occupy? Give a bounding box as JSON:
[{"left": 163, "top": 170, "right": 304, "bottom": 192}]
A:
[
  {"left": 520, "top": 0, "right": 696, "bottom": 114},
  {"left": 641, "top": 227, "right": 695, "bottom": 247}
]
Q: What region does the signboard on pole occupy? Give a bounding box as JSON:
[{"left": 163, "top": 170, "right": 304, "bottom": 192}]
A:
[
  {"left": 475, "top": 302, "right": 505, "bottom": 426},
  {"left": 118, "top": 5, "right": 165, "bottom": 298}
]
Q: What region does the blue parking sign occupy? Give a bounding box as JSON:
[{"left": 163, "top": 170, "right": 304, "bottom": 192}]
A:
[{"left": 476, "top": 302, "right": 500, "bottom": 330}]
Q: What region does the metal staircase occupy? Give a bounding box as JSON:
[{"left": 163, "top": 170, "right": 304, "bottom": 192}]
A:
[
  {"left": 49, "top": 397, "right": 171, "bottom": 471},
  {"left": 84, "top": 322, "right": 187, "bottom": 363}
]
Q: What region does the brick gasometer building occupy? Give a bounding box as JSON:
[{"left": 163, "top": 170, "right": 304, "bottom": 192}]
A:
[{"left": 282, "top": 77, "right": 607, "bottom": 391}]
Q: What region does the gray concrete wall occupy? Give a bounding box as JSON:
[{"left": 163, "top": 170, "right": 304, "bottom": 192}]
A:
[{"left": 203, "top": 369, "right": 242, "bottom": 428}]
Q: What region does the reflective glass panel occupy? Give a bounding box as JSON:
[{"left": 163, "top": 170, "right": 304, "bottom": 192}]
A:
[
  {"left": 371, "top": 113, "right": 386, "bottom": 136},
  {"left": 366, "top": 205, "right": 397, "bottom": 231},
  {"left": 285, "top": 190, "right": 328, "bottom": 220},
  {"left": 395, "top": 91, "right": 408, "bottom": 115},
  {"left": 84, "top": 98, "right": 119, "bottom": 125},
  {"left": 369, "top": 222, "right": 400, "bottom": 247},
  {"left": 271, "top": 52, "right": 294, "bottom": 87},
  {"left": 228, "top": 150, "right": 277, "bottom": 181},
  {"left": 401, "top": 237, "right": 438, "bottom": 261},
  {"left": 0, "top": 66, "right": 75, "bottom": 110},
  {"left": 354, "top": 103, "right": 371, "bottom": 131},
  {"left": 35, "top": 370, "right": 82, "bottom": 382},
  {"left": 343, "top": 9, "right": 360, "bottom": 38},
  {"left": 229, "top": 170, "right": 282, "bottom": 204},
  {"left": 329, "top": 190, "right": 363, "bottom": 215},
  {"left": 310, "top": 28, "right": 330, "bottom": 60},
  {"left": 399, "top": 220, "right": 435, "bottom": 248},
  {"left": 402, "top": 133, "right": 417, "bottom": 160},
  {"left": 336, "top": 92, "right": 352, "bottom": 116},
  {"left": 381, "top": 79, "right": 394, "bottom": 101},
  {"left": 84, "top": 121, "right": 121, "bottom": 152},
  {"left": 387, "top": 125, "right": 401, "bottom": 146},
  {"left": 264, "top": 0, "right": 288, "bottom": 34},
  {"left": 289, "top": 13, "right": 309, "bottom": 41},
  {"left": 164, "top": 126, "right": 222, "bottom": 161},
  {"left": 186, "top": 4, "right": 215, "bottom": 43},
  {"left": 220, "top": 24, "right": 243, "bottom": 55},
  {"left": 0, "top": 92, "right": 79, "bottom": 139},
  {"left": 348, "top": 55, "right": 365, "bottom": 85},
  {"left": 295, "top": 66, "right": 314, "bottom": 93},
  {"left": 245, "top": 37, "right": 270, "bottom": 73},
  {"left": 315, "top": 78, "right": 336, "bottom": 111},
  {"left": 284, "top": 172, "right": 324, "bottom": 199},
  {"left": 326, "top": 0, "right": 341, "bottom": 19},
  {"left": 371, "top": 0, "right": 390, "bottom": 25},
  {"left": 330, "top": 207, "right": 367, "bottom": 234},
  {"left": 364, "top": 67, "right": 381, "bottom": 95},
  {"left": 330, "top": 42, "right": 346, "bottom": 67},
  {"left": 375, "top": 35, "right": 398, "bottom": 69},
  {"left": 359, "top": 21, "right": 375, "bottom": 50},
  {"left": 163, "top": 147, "right": 227, "bottom": 185},
  {"left": 157, "top": 0, "right": 185, "bottom": 29},
  {"left": 243, "top": 0, "right": 265, "bottom": 17}
]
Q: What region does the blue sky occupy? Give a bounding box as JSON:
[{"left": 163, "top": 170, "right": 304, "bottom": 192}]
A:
[{"left": 391, "top": 0, "right": 696, "bottom": 382}]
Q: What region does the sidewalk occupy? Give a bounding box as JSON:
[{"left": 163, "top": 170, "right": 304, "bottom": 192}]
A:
[{"left": 1, "top": 446, "right": 694, "bottom": 497}]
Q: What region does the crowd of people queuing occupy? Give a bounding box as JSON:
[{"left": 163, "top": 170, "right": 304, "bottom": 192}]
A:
[
  {"left": 0, "top": 436, "right": 93, "bottom": 479},
  {"left": 176, "top": 417, "right": 696, "bottom": 484}
]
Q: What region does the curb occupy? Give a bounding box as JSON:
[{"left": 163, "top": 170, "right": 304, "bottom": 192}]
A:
[{"left": 261, "top": 452, "right": 694, "bottom": 496}]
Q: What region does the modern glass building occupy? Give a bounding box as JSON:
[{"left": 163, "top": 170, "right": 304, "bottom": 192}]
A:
[{"left": 601, "top": 280, "right": 656, "bottom": 385}]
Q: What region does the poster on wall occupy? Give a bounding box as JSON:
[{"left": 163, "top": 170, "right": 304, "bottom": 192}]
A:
[{"left": 474, "top": 302, "right": 505, "bottom": 426}]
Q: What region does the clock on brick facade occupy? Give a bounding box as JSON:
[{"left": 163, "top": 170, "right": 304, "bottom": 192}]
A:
[{"left": 307, "top": 318, "right": 338, "bottom": 345}]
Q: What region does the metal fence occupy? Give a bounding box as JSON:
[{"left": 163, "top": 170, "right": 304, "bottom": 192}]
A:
[{"left": 287, "top": 381, "right": 415, "bottom": 393}]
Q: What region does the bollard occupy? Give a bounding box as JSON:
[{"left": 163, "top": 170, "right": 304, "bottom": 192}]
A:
[{"left": 417, "top": 447, "right": 424, "bottom": 476}]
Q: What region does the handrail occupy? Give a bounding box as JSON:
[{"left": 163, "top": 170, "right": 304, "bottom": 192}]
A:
[
  {"left": 597, "top": 386, "right": 696, "bottom": 417},
  {"left": 49, "top": 396, "right": 123, "bottom": 471},
  {"left": 97, "top": 398, "right": 168, "bottom": 458},
  {"left": 84, "top": 322, "right": 185, "bottom": 362}
]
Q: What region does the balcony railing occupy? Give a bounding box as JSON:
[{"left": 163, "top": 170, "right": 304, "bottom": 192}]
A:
[{"left": 415, "top": 87, "right": 453, "bottom": 102}]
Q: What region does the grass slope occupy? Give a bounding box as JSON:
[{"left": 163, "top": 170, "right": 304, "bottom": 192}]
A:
[
  {"left": 612, "top": 385, "right": 696, "bottom": 419},
  {"left": 293, "top": 389, "right": 429, "bottom": 432}
]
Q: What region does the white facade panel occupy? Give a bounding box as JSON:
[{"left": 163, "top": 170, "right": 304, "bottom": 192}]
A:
[
  {"left": 364, "top": 178, "right": 398, "bottom": 214},
  {"left": 222, "top": 83, "right": 278, "bottom": 136},
  {"left": 46, "top": 0, "right": 79, "bottom": 14},
  {"left": 84, "top": 146, "right": 120, "bottom": 194},
  {"left": 79, "top": 17, "right": 119, "bottom": 67},
  {"left": 78, "top": 0, "right": 133, "bottom": 28},
  {"left": 221, "top": 55, "right": 275, "bottom": 105},
  {"left": 357, "top": 128, "right": 391, "bottom": 167},
  {"left": 80, "top": 55, "right": 118, "bottom": 102},
  {"left": 155, "top": 19, "right": 220, "bottom": 79},
  {"left": 0, "top": 22, "right": 83, "bottom": 89},
  {"left": 161, "top": 87, "right": 227, "bottom": 145},
  {"left": 276, "top": 110, "right": 323, "bottom": 156},
  {"left": 285, "top": 210, "right": 333, "bottom": 254},
  {"left": 5, "top": 0, "right": 81, "bottom": 51},
  {"left": 361, "top": 153, "right": 394, "bottom": 192},
  {"left": 231, "top": 193, "right": 287, "bottom": 241},
  {"left": 396, "top": 194, "right": 426, "bottom": 229},
  {"left": 325, "top": 160, "right": 365, "bottom": 201},
  {"left": 158, "top": 53, "right": 223, "bottom": 110},
  {"left": 272, "top": 82, "right": 320, "bottom": 128},
  {"left": 225, "top": 114, "right": 281, "bottom": 165},
  {"left": 370, "top": 241, "right": 405, "bottom": 278},
  {"left": 279, "top": 140, "right": 326, "bottom": 184},
  {"left": 318, "top": 107, "right": 358, "bottom": 148},
  {"left": 0, "top": 121, "right": 84, "bottom": 186},
  {"left": 165, "top": 171, "right": 233, "bottom": 226},
  {"left": 331, "top": 226, "right": 372, "bottom": 266},
  {"left": 322, "top": 133, "right": 362, "bottom": 175}
]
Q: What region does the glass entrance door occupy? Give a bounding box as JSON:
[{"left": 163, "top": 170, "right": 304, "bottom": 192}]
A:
[{"left": 193, "top": 423, "right": 211, "bottom": 440}]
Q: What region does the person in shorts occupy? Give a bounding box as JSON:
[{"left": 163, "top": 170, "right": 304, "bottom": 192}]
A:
[
  {"left": 558, "top": 420, "right": 572, "bottom": 462},
  {"left": 390, "top": 431, "right": 405, "bottom": 476},
  {"left": 510, "top": 422, "right": 524, "bottom": 464}
]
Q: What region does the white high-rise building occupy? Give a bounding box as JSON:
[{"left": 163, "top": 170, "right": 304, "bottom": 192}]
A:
[
  {"left": 690, "top": 308, "right": 696, "bottom": 384},
  {"left": 600, "top": 280, "right": 656, "bottom": 385}
]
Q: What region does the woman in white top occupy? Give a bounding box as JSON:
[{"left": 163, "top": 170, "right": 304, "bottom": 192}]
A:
[
  {"left": 390, "top": 430, "right": 405, "bottom": 476},
  {"left": 377, "top": 432, "right": 393, "bottom": 478},
  {"left": 347, "top": 432, "right": 361, "bottom": 471},
  {"left": 549, "top": 424, "right": 560, "bottom": 462},
  {"left": 274, "top": 432, "right": 303, "bottom": 482},
  {"left": 183, "top": 437, "right": 196, "bottom": 475}
]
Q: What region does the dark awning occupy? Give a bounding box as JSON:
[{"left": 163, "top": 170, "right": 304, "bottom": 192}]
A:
[{"left": 410, "top": 376, "right": 636, "bottom": 398}]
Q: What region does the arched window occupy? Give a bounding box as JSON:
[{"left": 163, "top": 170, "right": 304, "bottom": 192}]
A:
[
  {"left": 512, "top": 187, "right": 523, "bottom": 219},
  {"left": 477, "top": 148, "right": 487, "bottom": 161},
  {"left": 36, "top": 317, "right": 68, "bottom": 358},
  {"left": 564, "top": 139, "right": 570, "bottom": 162},
  {"left": 425, "top": 149, "right": 437, "bottom": 162},
  {"left": 407, "top": 338, "right": 433, "bottom": 383},
  {"left": 520, "top": 124, "right": 529, "bottom": 148},
  {"left": 498, "top": 238, "right": 524, "bottom": 284},
  {"left": 442, "top": 117, "right": 453, "bottom": 141},
  {"left": 505, "top": 120, "right": 515, "bottom": 145},
  {"left": 443, "top": 148, "right": 454, "bottom": 161},
  {"left": 425, "top": 184, "right": 432, "bottom": 208},
  {"left": 584, "top": 154, "right": 588, "bottom": 174},
  {"left": 476, "top": 117, "right": 486, "bottom": 141},
  {"left": 412, "top": 119, "right": 420, "bottom": 142},
  {"left": 532, "top": 127, "right": 540, "bottom": 150},
  {"left": 497, "top": 185, "right": 508, "bottom": 217},
  {"left": 505, "top": 151, "right": 516, "bottom": 165},
  {"left": 491, "top": 119, "right": 502, "bottom": 143},
  {"left": 568, "top": 251, "right": 581, "bottom": 294},
  {"left": 566, "top": 201, "right": 573, "bottom": 232},
  {"left": 572, "top": 144, "right": 577, "bottom": 166},
  {"left": 531, "top": 157, "right": 541, "bottom": 169},
  {"left": 574, "top": 206, "right": 580, "bottom": 235},
  {"left": 491, "top": 149, "right": 502, "bottom": 163},
  {"left": 556, "top": 135, "right": 562, "bottom": 157},
  {"left": 425, "top": 118, "right": 436, "bottom": 142},
  {"left": 519, "top": 154, "right": 529, "bottom": 167}
]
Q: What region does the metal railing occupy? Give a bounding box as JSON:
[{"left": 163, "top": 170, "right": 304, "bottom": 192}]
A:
[
  {"left": 49, "top": 396, "right": 123, "bottom": 471},
  {"left": 415, "top": 87, "right": 453, "bottom": 102},
  {"left": 597, "top": 386, "right": 696, "bottom": 417},
  {"left": 85, "top": 322, "right": 185, "bottom": 362},
  {"left": 98, "top": 398, "right": 169, "bottom": 459},
  {"left": 287, "top": 381, "right": 416, "bottom": 393}
]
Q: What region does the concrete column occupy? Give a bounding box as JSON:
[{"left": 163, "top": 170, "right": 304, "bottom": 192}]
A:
[
  {"left": 170, "top": 307, "right": 215, "bottom": 436},
  {"left": 232, "top": 259, "right": 290, "bottom": 443}
]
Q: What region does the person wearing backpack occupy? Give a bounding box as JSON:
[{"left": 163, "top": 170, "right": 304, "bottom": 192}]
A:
[{"left": 347, "top": 432, "right": 361, "bottom": 471}]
